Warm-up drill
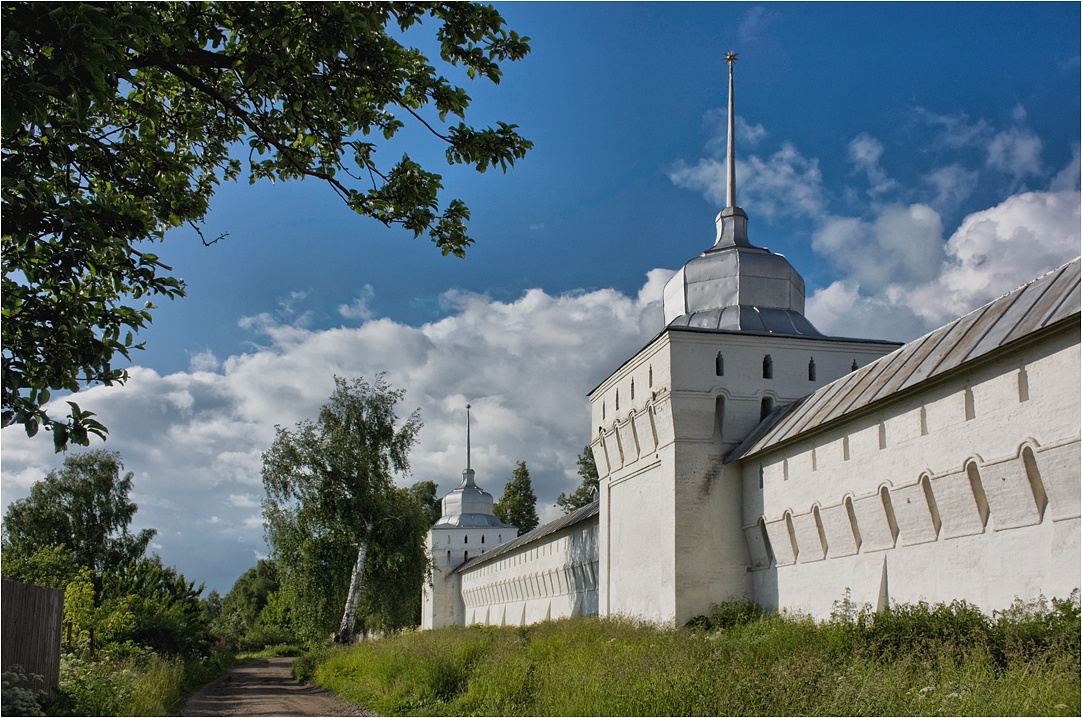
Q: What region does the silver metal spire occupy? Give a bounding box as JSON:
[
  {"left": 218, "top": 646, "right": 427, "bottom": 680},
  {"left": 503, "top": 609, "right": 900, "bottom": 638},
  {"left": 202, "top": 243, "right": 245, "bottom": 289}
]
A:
[
  {"left": 710, "top": 50, "right": 750, "bottom": 248},
  {"left": 466, "top": 403, "right": 471, "bottom": 471},
  {"left": 725, "top": 51, "right": 738, "bottom": 209}
]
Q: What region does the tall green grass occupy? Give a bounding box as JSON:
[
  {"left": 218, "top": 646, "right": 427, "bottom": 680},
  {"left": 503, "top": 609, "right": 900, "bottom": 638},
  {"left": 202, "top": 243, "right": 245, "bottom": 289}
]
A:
[{"left": 312, "top": 593, "right": 1080, "bottom": 716}]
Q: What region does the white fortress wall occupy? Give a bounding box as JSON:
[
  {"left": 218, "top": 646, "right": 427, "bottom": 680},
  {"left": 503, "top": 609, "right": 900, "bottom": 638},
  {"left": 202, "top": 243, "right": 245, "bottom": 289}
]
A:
[
  {"left": 742, "top": 321, "right": 1081, "bottom": 618},
  {"left": 592, "top": 336, "right": 677, "bottom": 621},
  {"left": 457, "top": 512, "right": 600, "bottom": 626}
]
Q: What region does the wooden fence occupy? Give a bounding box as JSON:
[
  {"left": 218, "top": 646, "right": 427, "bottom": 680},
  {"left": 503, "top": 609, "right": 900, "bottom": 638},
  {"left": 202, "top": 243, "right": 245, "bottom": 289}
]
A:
[{"left": 1, "top": 579, "right": 64, "bottom": 692}]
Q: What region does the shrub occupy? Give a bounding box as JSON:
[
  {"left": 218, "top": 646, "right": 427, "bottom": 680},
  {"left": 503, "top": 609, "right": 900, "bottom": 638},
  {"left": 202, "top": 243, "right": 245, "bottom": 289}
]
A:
[
  {"left": 710, "top": 598, "right": 765, "bottom": 630},
  {"left": 685, "top": 598, "right": 765, "bottom": 631},
  {"left": 860, "top": 599, "right": 991, "bottom": 661},
  {"left": 1, "top": 667, "right": 47, "bottom": 717},
  {"left": 55, "top": 648, "right": 232, "bottom": 716},
  {"left": 991, "top": 590, "right": 1081, "bottom": 667}
]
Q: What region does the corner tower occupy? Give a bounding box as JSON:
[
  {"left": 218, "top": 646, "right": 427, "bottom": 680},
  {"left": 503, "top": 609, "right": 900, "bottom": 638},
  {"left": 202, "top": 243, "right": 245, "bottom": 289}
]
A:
[
  {"left": 421, "top": 406, "right": 513, "bottom": 629},
  {"left": 590, "top": 52, "right": 900, "bottom": 625}
]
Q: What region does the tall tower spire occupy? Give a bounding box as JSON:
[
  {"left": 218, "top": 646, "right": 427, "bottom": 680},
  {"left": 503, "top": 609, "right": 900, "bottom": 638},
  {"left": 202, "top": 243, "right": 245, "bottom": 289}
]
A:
[
  {"left": 726, "top": 51, "right": 738, "bottom": 209},
  {"left": 466, "top": 403, "right": 472, "bottom": 471},
  {"left": 712, "top": 50, "right": 750, "bottom": 248}
]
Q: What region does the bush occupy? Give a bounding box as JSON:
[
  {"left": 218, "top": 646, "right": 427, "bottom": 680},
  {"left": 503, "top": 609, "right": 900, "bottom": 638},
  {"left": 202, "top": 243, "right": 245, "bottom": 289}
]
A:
[
  {"left": 991, "top": 590, "right": 1081, "bottom": 666},
  {"left": 55, "top": 648, "right": 233, "bottom": 716},
  {"left": 685, "top": 598, "right": 765, "bottom": 631},
  {"left": 860, "top": 599, "right": 991, "bottom": 661},
  {"left": 1, "top": 667, "right": 47, "bottom": 717}
]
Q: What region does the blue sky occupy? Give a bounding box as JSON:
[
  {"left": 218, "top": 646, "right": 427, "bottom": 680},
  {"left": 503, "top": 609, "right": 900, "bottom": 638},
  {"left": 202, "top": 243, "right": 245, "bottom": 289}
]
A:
[{"left": 3, "top": 2, "right": 1080, "bottom": 596}]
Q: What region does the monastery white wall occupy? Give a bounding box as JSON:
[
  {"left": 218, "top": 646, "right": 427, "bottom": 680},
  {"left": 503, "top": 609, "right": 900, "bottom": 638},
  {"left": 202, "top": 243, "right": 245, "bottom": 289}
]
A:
[
  {"left": 458, "top": 516, "right": 599, "bottom": 626},
  {"left": 742, "top": 323, "right": 1081, "bottom": 618},
  {"left": 592, "top": 330, "right": 898, "bottom": 624}
]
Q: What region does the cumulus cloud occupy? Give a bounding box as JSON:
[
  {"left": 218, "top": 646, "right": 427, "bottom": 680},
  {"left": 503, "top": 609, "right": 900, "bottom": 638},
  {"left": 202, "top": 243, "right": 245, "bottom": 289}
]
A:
[
  {"left": 338, "top": 284, "right": 378, "bottom": 321},
  {"left": 906, "top": 190, "right": 1081, "bottom": 323},
  {"left": 188, "top": 350, "right": 221, "bottom": 373},
  {"left": 669, "top": 141, "right": 827, "bottom": 220},
  {"left": 1050, "top": 145, "right": 1081, "bottom": 192},
  {"left": 848, "top": 133, "right": 897, "bottom": 197},
  {"left": 1, "top": 276, "right": 667, "bottom": 594},
  {"left": 809, "top": 189, "right": 1081, "bottom": 337},
  {"left": 922, "top": 164, "right": 980, "bottom": 211},
  {"left": 987, "top": 126, "right": 1044, "bottom": 182},
  {"left": 812, "top": 204, "right": 946, "bottom": 289}
]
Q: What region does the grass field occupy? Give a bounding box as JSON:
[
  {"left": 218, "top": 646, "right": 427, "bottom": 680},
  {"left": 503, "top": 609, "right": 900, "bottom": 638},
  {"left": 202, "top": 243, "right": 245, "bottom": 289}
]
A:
[{"left": 306, "top": 593, "right": 1080, "bottom": 716}]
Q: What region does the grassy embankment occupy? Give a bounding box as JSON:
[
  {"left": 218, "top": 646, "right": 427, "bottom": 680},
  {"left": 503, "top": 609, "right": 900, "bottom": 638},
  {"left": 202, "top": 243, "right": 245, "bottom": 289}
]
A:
[{"left": 303, "top": 594, "right": 1080, "bottom": 716}]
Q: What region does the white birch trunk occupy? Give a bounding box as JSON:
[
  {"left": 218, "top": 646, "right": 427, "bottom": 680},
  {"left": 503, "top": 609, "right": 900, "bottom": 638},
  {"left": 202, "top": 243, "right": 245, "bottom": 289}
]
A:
[{"left": 335, "top": 540, "right": 367, "bottom": 643}]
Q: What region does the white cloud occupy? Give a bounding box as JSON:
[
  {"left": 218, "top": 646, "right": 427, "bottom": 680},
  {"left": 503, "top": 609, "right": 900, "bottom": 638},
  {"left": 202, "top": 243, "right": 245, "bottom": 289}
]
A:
[
  {"left": 338, "top": 284, "right": 377, "bottom": 321},
  {"left": 907, "top": 190, "right": 1081, "bottom": 324},
  {"left": 1, "top": 274, "right": 667, "bottom": 594},
  {"left": 987, "top": 126, "right": 1043, "bottom": 182},
  {"left": 1050, "top": 146, "right": 1081, "bottom": 192},
  {"left": 918, "top": 108, "right": 992, "bottom": 149},
  {"left": 922, "top": 164, "right": 980, "bottom": 211},
  {"left": 848, "top": 133, "right": 897, "bottom": 197},
  {"left": 188, "top": 350, "right": 221, "bottom": 373},
  {"left": 228, "top": 494, "right": 261, "bottom": 508},
  {"left": 809, "top": 189, "right": 1080, "bottom": 336},
  {"left": 812, "top": 204, "right": 946, "bottom": 289},
  {"left": 703, "top": 111, "right": 767, "bottom": 157},
  {"left": 669, "top": 141, "right": 827, "bottom": 220}
]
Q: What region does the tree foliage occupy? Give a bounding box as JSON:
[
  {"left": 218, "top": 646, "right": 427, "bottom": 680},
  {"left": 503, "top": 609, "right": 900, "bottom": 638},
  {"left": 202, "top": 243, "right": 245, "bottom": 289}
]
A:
[
  {"left": 556, "top": 445, "right": 600, "bottom": 514},
  {"left": 494, "top": 460, "right": 539, "bottom": 536},
  {"left": 2, "top": 1, "right": 532, "bottom": 449},
  {"left": 1, "top": 450, "right": 155, "bottom": 572},
  {"left": 210, "top": 559, "right": 279, "bottom": 647},
  {"left": 408, "top": 479, "right": 442, "bottom": 526},
  {"left": 96, "top": 555, "right": 208, "bottom": 657},
  {"left": 262, "top": 375, "right": 426, "bottom": 642},
  {"left": 0, "top": 452, "right": 208, "bottom": 658}
]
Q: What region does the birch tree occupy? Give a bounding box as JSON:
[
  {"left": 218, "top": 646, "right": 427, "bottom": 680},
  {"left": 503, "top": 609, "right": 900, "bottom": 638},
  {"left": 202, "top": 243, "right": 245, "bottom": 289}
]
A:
[{"left": 261, "top": 376, "right": 423, "bottom": 643}]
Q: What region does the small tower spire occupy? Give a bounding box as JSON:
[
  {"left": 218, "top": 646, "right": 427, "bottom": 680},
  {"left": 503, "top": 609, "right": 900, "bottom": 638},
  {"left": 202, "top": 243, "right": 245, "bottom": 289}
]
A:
[
  {"left": 725, "top": 51, "right": 738, "bottom": 209},
  {"left": 460, "top": 404, "right": 477, "bottom": 488}
]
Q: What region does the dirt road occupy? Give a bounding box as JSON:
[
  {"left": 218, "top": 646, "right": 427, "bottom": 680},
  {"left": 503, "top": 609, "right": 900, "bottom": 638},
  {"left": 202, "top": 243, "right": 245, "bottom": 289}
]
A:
[{"left": 180, "top": 656, "right": 374, "bottom": 716}]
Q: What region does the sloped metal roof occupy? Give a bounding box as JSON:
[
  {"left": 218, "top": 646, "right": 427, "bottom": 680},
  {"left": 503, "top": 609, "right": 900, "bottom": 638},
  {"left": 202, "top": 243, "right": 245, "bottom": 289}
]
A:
[
  {"left": 727, "top": 257, "right": 1081, "bottom": 463},
  {"left": 453, "top": 499, "right": 600, "bottom": 574}
]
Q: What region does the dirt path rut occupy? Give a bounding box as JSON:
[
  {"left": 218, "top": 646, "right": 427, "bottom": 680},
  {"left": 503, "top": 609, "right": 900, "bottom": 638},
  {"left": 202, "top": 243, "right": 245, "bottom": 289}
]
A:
[{"left": 180, "top": 656, "right": 373, "bottom": 716}]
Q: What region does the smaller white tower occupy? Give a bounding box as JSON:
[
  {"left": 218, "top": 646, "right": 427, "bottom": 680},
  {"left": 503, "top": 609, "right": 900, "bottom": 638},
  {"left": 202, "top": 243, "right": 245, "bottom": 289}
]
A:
[{"left": 421, "top": 405, "right": 513, "bottom": 629}]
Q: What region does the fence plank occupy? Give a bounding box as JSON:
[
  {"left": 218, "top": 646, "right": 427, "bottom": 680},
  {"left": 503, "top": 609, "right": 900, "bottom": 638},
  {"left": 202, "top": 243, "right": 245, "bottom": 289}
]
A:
[{"left": 1, "top": 579, "right": 64, "bottom": 691}]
